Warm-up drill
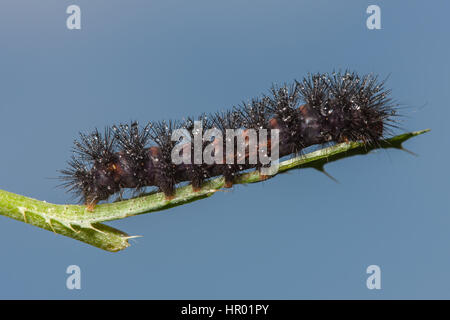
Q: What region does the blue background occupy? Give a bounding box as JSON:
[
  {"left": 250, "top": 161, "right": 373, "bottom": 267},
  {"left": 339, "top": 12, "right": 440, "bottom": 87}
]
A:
[{"left": 0, "top": 0, "right": 447, "bottom": 299}]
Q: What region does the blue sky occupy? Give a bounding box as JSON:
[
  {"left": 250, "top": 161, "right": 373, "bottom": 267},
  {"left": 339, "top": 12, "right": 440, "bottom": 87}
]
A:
[{"left": 0, "top": 0, "right": 448, "bottom": 298}]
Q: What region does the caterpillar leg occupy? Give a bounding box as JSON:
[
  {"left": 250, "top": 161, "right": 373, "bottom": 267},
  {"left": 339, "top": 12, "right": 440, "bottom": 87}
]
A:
[
  {"left": 164, "top": 194, "right": 175, "bottom": 201},
  {"left": 189, "top": 166, "right": 207, "bottom": 192},
  {"left": 159, "top": 185, "right": 175, "bottom": 200},
  {"left": 224, "top": 180, "right": 233, "bottom": 188},
  {"left": 85, "top": 201, "right": 97, "bottom": 212}
]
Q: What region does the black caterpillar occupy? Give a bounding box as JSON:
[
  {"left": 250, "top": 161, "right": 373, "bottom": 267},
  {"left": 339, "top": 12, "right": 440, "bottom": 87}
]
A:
[{"left": 60, "top": 71, "right": 397, "bottom": 209}]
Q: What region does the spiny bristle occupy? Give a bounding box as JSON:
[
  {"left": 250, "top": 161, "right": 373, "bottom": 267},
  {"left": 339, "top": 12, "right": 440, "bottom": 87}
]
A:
[
  {"left": 73, "top": 128, "right": 116, "bottom": 164},
  {"left": 60, "top": 71, "right": 399, "bottom": 205},
  {"left": 210, "top": 110, "right": 242, "bottom": 132},
  {"left": 59, "top": 157, "right": 93, "bottom": 202},
  {"left": 236, "top": 97, "right": 272, "bottom": 130},
  {"left": 266, "top": 82, "right": 302, "bottom": 121},
  {"left": 298, "top": 72, "right": 330, "bottom": 108},
  {"left": 148, "top": 120, "right": 180, "bottom": 196},
  {"left": 112, "top": 122, "right": 151, "bottom": 160},
  {"left": 148, "top": 120, "right": 179, "bottom": 150}
]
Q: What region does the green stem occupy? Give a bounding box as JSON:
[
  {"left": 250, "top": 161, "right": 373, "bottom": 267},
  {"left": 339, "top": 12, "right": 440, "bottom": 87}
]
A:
[{"left": 0, "top": 129, "right": 429, "bottom": 252}]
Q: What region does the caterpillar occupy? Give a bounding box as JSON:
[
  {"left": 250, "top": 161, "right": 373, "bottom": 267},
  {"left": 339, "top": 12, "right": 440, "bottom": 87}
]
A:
[{"left": 60, "top": 71, "right": 397, "bottom": 209}]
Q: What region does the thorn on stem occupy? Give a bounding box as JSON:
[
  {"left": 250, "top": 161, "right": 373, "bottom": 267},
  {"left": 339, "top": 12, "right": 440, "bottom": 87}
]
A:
[
  {"left": 18, "top": 207, "right": 27, "bottom": 223},
  {"left": 46, "top": 219, "right": 56, "bottom": 234},
  {"left": 89, "top": 224, "right": 107, "bottom": 235},
  {"left": 67, "top": 223, "right": 81, "bottom": 234},
  {"left": 314, "top": 165, "right": 339, "bottom": 183},
  {"left": 398, "top": 144, "right": 418, "bottom": 157}
]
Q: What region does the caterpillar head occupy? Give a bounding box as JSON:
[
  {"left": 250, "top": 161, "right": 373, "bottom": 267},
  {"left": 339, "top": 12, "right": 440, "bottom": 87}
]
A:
[
  {"left": 300, "top": 71, "right": 397, "bottom": 145},
  {"left": 59, "top": 158, "right": 118, "bottom": 206},
  {"left": 328, "top": 71, "right": 396, "bottom": 144},
  {"left": 60, "top": 129, "right": 120, "bottom": 206}
]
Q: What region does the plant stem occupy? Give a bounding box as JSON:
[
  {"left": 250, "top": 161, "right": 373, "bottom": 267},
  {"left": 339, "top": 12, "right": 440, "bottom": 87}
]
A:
[{"left": 0, "top": 129, "right": 429, "bottom": 252}]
